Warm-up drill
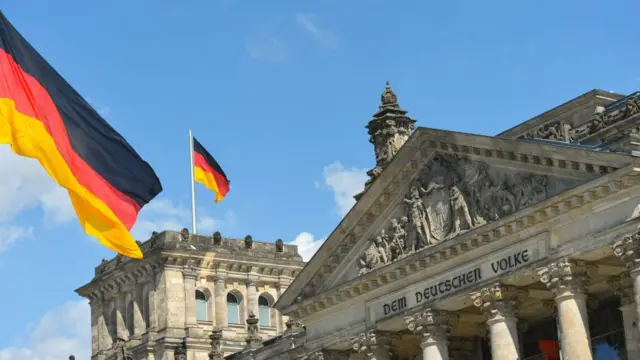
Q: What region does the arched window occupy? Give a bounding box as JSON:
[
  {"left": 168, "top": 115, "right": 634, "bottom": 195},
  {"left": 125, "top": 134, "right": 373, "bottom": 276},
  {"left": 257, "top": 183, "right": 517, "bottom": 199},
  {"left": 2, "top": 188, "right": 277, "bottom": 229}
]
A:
[
  {"left": 195, "top": 290, "right": 208, "bottom": 321},
  {"left": 227, "top": 293, "right": 240, "bottom": 324},
  {"left": 258, "top": 295, "right": 271, "bottom": 327}
]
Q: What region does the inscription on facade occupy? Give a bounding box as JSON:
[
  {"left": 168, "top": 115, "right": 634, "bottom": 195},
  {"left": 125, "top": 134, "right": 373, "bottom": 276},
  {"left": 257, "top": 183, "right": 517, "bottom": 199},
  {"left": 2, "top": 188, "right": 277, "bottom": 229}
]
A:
[{"left": 368, "top": 235, "right": 548, "bottom": 322}]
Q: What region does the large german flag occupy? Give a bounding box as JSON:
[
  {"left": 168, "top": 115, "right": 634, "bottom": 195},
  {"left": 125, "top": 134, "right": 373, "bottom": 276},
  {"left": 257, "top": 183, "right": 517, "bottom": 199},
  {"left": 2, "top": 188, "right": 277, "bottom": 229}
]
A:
[
  {"left": 193, "top": 137, "right": 230, "bottom": 203},
  {"left": 0, "top": 12, "right": 162, "bottom": 259}
]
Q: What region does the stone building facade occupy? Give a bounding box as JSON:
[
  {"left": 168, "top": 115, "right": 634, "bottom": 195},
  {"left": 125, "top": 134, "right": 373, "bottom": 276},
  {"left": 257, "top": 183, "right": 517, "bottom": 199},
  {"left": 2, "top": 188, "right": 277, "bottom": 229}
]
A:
[
  {"left": 75, "top": 230, "right": 305, "bottom": 360},
  {"left": 226, "top": 85, "right": 640, "bottom": 359}
]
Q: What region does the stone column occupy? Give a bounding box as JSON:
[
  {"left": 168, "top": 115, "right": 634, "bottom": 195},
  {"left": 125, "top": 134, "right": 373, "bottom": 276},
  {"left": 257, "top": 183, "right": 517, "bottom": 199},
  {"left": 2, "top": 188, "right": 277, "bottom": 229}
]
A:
[
  {"left": 471, "top": 284, "right": 525, "bottom": 360},
  {"left": 275, "top": 284, "right": 286, "bottom": 333},
  {"left": 405, "top": 309, "right": 457, "bottom": 360},
  {"left": 132, "top": 285, "right": 145, "bottom": 338},
  {"left": 90, "top": 297, "right": 109, "bottom": 360},
  {"left": 183, "top": 267, "right": 199, "bottom": 337},
  {"left": 609, "top": 273, "right": 640, "bottom": 360},
  {"left": 214, "top": 274, "right": 228, "bottom": 328},
  {"left": 351, "top": 330, "right": 393, "bottom": 360},
  {"left": 246, "top": 280, "right": 259, "bottom": 321},
  {"left": 613, "top": 232, "right": 640, "bottom": 334},
  {"left": 144, "top": 281, "right": 158, "bottom": 332},
  {"left": 539, "top": 259, "right": 594, "bottom": 360},
  {"left": 115, "top": 295, "right": 128, "bottom": 340}
]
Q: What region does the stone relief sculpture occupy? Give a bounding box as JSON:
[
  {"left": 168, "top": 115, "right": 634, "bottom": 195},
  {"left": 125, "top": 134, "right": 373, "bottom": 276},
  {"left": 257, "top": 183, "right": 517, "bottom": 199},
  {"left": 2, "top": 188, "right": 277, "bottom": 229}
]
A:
[
  {"left": 358, "top": 154, "right": 550, "bottom": 274},
  {"left": 520, "top": 93, "right": 640, "bottom": 142}
]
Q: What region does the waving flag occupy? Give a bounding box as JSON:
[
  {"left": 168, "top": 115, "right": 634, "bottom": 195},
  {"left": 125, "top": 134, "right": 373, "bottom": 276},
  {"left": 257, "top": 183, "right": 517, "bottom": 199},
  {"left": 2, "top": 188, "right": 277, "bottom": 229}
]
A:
[
  {"left": 192, "top": 136, "right": 230, "bottom": 203},
  {"left": 0, "top": 11, "right": 162, "bottom": 259}
]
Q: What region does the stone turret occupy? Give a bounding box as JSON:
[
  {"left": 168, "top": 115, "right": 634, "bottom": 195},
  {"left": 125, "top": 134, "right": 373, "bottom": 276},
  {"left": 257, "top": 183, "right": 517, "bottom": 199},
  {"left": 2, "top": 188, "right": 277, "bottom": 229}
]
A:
[{"left": 356, "top": 82, "right": 416, "bottom": 200}]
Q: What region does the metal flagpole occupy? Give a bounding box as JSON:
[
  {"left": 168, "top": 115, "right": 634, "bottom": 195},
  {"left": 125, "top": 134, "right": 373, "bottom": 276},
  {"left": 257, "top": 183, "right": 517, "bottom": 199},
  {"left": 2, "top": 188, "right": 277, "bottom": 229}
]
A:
[{"left": 189, "top": 129, "right": 197, "bottom": 234}]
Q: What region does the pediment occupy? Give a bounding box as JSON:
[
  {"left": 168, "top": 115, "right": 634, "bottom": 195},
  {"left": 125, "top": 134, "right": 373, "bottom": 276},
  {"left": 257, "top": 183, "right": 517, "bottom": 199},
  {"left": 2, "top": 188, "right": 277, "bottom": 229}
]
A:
[
  {"left": 276, "top": 127, "right": 636, "bottom": 313},
  {"left": 330, "top": 152, "right": 590, "bottom": 286}
]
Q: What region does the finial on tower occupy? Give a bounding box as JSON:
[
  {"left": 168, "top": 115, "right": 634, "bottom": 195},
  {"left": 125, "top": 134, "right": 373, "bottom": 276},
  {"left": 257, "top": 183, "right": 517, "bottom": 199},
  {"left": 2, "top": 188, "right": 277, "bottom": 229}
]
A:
[
  {"left": 380, "top": 81, "right": 399, "bottom": 109},
  {"left": 354, "top": 81, "right": 416, "bottom": 201}
]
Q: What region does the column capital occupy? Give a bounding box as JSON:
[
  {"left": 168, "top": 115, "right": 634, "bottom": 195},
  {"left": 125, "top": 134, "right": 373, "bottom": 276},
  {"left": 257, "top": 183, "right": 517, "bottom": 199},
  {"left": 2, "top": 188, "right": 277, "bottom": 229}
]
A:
[
  {"left": 609, "top": 273, "right": 635, "bottom": 306},
  {"left": 538, "top": 259, "right": 595, "bottom": 299},
  {"left": 214, "top": 270, "right": 228, "bottom": 281},
  {"left": 613, "top": 231, "right": 640, "bottom": 271},
  {"left": 350, "top": 329, "right": 393, "bottom": 359},
  {"left": 405, "top": 309, "right": 458, "bottom": 345},
  {"left": 470, "top": 283, "right": 526, "bottom": 322},
  {"left": 183, "top": 265, "right": 198, "bottom": 280}
]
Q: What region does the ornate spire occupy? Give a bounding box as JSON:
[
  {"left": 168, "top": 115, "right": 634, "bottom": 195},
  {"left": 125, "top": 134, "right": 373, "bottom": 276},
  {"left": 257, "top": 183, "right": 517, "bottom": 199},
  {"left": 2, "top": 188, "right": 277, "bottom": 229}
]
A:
[
  {"left": 357, "top": 82, "right": 416, "bottom": 197},
  {"left": 380, "top": 81, "right": 399, "bottom": 109}
]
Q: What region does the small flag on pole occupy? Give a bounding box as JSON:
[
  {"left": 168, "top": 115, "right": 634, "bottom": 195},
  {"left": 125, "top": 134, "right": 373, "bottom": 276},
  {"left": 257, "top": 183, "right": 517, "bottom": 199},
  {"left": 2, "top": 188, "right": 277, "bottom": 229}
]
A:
[
  {"left": 190, "top": 133, "right": 230, "bottom": 204},
  {"left": 0, "top": 11, "right": 162, "bottom": 259}
]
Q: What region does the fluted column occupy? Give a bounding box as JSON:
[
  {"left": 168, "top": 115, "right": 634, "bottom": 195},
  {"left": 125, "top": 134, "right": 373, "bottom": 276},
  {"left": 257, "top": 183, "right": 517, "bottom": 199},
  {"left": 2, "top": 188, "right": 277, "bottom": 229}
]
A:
[
  {"left": 132, "top": 285, "right": 145, "bottom": 338},
  {"left": 613, "top": 232, "right": 640, "bottom": 335},
  {"left": 405, "top": 309, "right": 457, "bottom": 360},
  {"left": 539, "top": 259, "right": 595, "bottom": 360},
  {"left": 609, "top": 273, "right": 640, "bottom": 360},
  {"left": 214, "top": 274, "right": 228, "bottom": 328},
  {"left": 471, "top": 284, "right": 525, "bottom": 360},
  {"left": 351, "top": 330, "right": 393, "bottom": 360},
  {"left": 183, "top": 267, "right": 198, "bottom": 336}
]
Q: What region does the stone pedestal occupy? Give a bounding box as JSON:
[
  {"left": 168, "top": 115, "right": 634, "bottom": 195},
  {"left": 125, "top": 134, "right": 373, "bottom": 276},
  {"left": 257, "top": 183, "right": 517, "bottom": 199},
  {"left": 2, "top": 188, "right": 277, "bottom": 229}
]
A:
[
  {"left": 539, "top": 259, "right": 594, "bottom": 360},
  {"left": 471, "top": 284, "right": 525, "bottom": 360},
  {"left": 405, "top": 309, "right": 457, "bottom": 360}
]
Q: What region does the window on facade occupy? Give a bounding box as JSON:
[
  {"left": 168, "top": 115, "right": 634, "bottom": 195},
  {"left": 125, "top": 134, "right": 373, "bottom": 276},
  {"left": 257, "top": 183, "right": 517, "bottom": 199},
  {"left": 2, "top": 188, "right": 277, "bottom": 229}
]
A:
[
  {"left": 258, "top": 295, "right": 271, "bottom": 327},
  {"left": 227, "top": 293, "right": 240, "bottom": 324},
  {"left": 195, "top": 290, "right": 208, "bottom": 321}
]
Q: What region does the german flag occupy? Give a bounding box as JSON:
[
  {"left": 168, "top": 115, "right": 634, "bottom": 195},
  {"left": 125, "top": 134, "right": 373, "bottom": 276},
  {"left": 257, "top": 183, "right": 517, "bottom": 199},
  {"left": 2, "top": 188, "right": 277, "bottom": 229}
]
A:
[
  {"left": 0, "top": 12, "right": 162, "bottom": 259},
  {"left": 193, "top": 137, "right": 230, "bottom": 203}
]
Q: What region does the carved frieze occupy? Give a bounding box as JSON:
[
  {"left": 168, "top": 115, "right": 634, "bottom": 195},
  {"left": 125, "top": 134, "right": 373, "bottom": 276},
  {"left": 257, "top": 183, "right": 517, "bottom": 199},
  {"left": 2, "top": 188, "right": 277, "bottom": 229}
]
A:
[
  {"left": 520, "top": 92, "right": 640, "bottom": 142},
  {"left": 357, "top": 154, "right": 549, "bottom": 274}
]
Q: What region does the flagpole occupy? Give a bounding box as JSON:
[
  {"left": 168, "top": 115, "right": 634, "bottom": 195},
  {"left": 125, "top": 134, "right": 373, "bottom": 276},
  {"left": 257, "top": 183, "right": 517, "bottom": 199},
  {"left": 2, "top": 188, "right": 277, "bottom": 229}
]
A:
[{"left": 189, "top": 130, "right": 197, "bottom": 234}]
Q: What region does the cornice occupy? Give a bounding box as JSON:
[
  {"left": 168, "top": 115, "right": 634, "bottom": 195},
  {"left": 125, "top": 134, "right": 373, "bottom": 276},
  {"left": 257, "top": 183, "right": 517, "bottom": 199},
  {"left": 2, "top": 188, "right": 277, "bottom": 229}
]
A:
[
  {"left": 277, "top": 127, "right": 635, "bottom": 311},
  {"left": 282, "top": 163, "right": 640, "bottom": 319}
]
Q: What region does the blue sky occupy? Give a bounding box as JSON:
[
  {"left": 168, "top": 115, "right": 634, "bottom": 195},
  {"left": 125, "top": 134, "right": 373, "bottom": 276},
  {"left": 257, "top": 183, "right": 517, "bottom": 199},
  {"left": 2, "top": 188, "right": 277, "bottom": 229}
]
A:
[{"left": 0, "top": 0, "right": 639, "bottom": 358}]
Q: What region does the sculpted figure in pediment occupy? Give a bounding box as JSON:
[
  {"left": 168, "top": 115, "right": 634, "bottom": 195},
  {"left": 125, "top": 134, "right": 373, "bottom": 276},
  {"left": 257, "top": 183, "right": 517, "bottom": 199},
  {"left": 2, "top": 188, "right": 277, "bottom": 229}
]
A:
[{"left": 357, "top": 153, "right": 551, "bottom": 274}]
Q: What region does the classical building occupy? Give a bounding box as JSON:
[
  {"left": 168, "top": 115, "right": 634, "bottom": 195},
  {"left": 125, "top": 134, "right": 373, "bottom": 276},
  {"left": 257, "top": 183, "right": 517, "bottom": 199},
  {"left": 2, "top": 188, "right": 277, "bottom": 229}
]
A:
[
  {"left": 226, "top": 85, "right": 640, "bottom": 360},
  {"left": 75, "top": 229, "right": 305, "bottom": 360}
]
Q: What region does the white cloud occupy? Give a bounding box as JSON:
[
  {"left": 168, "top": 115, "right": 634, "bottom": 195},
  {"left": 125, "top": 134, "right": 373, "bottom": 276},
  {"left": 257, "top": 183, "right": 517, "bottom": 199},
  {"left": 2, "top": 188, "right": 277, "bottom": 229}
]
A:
[
  {"left": 322, "top": 161, "right": 368, "bottom": 216},
  {"left": 0, "top": 146, "right": 75, "bottom": 253},
  {"left": 0, "top": 226, "right": 33, "bottom": 255},
  {"left": 289, "top": 232, "right": 325, "bottom": 262},
  {"left": 294, "top": 13, "right": 339, "bottom": 48},
  {"left": 245, "top": 36, "right": 286, "bottom": 61},
  {"left": 0, "top": 300, "right": 90, "bottom": 360},
  {"left": 131, "top": 198, "right": 232, "bottom": 239}
]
